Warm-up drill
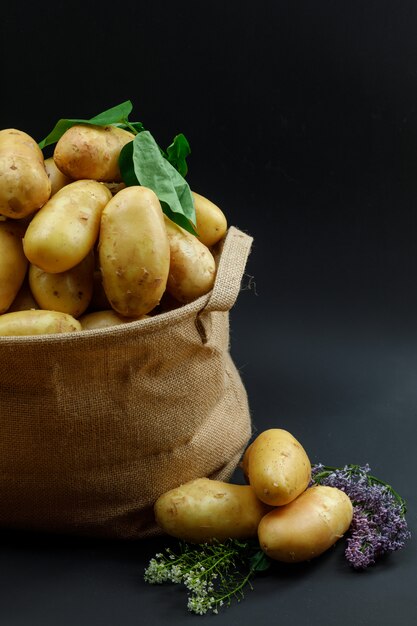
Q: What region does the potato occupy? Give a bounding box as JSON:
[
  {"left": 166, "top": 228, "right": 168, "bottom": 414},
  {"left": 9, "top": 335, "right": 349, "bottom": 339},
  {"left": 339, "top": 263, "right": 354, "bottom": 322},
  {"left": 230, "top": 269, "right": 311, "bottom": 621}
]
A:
[
  {"left": 192, "top": 191, "right": 227, "bottom": 247},
  {"left": 164, "top": 215, "right": 216, "bottom": 303},
  {"left": 44, "top": 157, "right": 72, "bottom": 195},
  {"left": 54, "top": 124, "right": 134, "bottom": 182},
  {"left": 258, "top": 485, "right": 353, "bottom": 562},
  {"left": 0, "top": 128, "right": 51, "bottom": 219},
  {"left": 247, "top": 429, "right": 311, "bottom": 506},
  {"left": 79, "top": 309, "right": 148, "bottom": 330},
  {"left": 99, "top": 186, "right": 170, "bottom": 316},
  {"left": 23, "top": 180, "right": 112, "bottom": 273},
  {"left": 0, "top": 221, "right": 28, "bottom": 313},
  {"left": 0, "top": 309, "right": 81, "bottom": 336},
  {"left": 7, "top": 278, "right": 39, "bottom": 312},
  {"left": 29, "top": 251, "right": 94, "bottom": 318},
  {"left": 240, "top": 442, "right": 253, "bottom": 484},
  {"left": 154, "top": 477, "right": 271, "bottom": 544}
]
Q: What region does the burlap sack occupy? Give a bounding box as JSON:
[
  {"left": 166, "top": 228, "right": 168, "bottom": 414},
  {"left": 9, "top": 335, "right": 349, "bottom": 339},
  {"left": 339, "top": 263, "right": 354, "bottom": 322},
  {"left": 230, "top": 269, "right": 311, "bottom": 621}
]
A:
[{"left": 0, "top": 226, "right": 253, "bottom": 539}]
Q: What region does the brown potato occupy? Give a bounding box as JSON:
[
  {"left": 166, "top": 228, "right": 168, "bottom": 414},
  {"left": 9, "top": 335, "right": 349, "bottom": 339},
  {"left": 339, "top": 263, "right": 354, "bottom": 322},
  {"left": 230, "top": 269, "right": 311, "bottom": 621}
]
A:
[
  {"left": 23, "top": 180, "right": 112, "bottom": 273},
  {"left": 54, "top": 124, "right": 134, "bottom": 182},
  {"left": 240, "top": 442, "right": 253, "bottom": 484},
  {"left": 29, "top": 251, "right": 94, "bottom": 318},
  {"left": 258, "top": 485, "right": 353, "bottom": 563},
  {"left": 192, "top": 191, "right": 227, "bottom": 247},
  {"left": 7, "top": 278, "right": 39, "bottom": 312},
  {"left": 79, "top": 310, "right": 148, "bottom": 330},
  {"left": 99, "top": 186, "right": 170, "bottom": 316},
  {"left": 0, "top": 129, "right": 51, "bottom": 219},
  {"left": 0, "top": 221, "right": 28, "bottom": 313},
  {"left": 247, "top": 429, "right": 311, "bottom": 506},
  {"left": 44, "top": 157, "right": 72, "bottom": 195},
  {"left": 0, "top": 309, "right": 81, "bottom": 336},
  {"left": 164, "top": 215, "right": 216, "bottom": 303},
  {"left": 154, "top": 477, "right": 271, "bottom": 544}
]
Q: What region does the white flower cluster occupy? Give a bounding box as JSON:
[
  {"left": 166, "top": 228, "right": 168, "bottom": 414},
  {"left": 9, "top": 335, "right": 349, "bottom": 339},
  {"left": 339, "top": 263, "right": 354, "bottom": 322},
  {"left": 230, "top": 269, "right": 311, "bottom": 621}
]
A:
[{"left": 143, "top": 540, "right": 255, "bottom": 615}]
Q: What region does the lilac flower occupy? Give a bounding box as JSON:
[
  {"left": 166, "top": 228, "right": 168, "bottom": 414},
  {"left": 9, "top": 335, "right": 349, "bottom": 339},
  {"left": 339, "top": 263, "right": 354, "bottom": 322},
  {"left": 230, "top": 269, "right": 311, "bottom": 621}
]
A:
[{"left": 311, "top": 464, "right": 411, "bottom": 569}]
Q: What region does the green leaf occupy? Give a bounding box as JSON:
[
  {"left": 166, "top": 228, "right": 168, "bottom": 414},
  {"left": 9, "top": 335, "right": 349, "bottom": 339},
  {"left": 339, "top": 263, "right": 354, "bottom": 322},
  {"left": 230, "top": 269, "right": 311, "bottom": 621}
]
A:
[
  {"left": 38, "top": 100, "right": 134, "bottom": 149},
  {"left": 166, "top": 133, "right": 191, "bottom": 177},
  {"left": 115, "top": 120, "right": 145, "bottom": 135},
  {"left": 161, "top": 202, "right": 197, "bottom": 235},
  {"left": 121, "top": 131, "right": 196, "bottom": 234},
  {"left": 118, "top": 141, "right": 138, "bottom": 187},
  {"left": 88, "top": 100, "right": 133, "bottom": 125},
  {"left": 249, "top": 550, "right": 271, "bottom": 572}
]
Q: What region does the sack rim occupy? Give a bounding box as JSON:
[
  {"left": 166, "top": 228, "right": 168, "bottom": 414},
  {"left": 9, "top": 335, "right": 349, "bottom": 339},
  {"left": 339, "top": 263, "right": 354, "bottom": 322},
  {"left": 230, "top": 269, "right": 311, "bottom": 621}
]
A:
[{"left": 0, "top": 226, "right": 253, "bottom": 347}]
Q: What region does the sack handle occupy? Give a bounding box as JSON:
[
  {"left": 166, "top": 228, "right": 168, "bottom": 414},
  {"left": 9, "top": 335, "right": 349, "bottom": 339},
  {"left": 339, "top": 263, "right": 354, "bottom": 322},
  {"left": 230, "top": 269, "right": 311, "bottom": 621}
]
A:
[{"left": 202, "top": 226, "right": 253, "bottom": 313}]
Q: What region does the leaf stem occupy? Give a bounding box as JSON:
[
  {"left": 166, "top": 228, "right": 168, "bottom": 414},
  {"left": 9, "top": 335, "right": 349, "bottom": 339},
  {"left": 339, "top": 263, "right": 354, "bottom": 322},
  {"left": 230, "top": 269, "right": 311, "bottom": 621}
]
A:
[{"left": 121, "top": 118, "right": 139, "bottom": 135}]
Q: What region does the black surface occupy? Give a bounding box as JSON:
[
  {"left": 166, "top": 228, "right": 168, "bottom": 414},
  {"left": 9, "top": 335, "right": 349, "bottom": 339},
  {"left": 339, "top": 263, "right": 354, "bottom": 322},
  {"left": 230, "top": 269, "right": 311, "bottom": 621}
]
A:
[{"left": 1, "top": 1, "right": 417, "bottom": 624}]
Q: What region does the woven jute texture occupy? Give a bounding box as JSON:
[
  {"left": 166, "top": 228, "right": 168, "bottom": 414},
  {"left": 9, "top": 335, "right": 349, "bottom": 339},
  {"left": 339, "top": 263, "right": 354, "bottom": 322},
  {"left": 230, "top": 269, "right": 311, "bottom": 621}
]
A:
[{"left": 0, "top": 226, "right": 253, "bottom": 539}]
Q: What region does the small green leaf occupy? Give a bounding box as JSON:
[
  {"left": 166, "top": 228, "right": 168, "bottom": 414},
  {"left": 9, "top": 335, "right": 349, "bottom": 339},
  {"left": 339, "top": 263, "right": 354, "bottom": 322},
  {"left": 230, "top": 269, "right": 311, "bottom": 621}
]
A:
[
  {"left": 161, "top": 202, "right": 197, "bottom": 235},
  {"left": 249, "top": 550, "right": 271, "bottom": 572},
  {"left": 121, "top": 131, "right": 196, "bottom": 234},
  {"left": 118, "top": 141, "right": 139, "bottom": 187},
  {"left": 88, "top": 100, "right": 133, "bottom": 125},
  {"left": 38, "top": 100, "right": 134, "bottom": 149},
  {"left": 166, "top": 133, "right": 191, "bottom": 177},
  {"left": 116, "top": 121, "right": 145, "bottom": 135}
]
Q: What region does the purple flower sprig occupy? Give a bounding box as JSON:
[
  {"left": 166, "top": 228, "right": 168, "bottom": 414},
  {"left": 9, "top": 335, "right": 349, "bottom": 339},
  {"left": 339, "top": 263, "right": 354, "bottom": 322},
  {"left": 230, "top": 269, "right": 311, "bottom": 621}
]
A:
[{"left": 311, "top": 463, "right": 411, "bottom": 570}]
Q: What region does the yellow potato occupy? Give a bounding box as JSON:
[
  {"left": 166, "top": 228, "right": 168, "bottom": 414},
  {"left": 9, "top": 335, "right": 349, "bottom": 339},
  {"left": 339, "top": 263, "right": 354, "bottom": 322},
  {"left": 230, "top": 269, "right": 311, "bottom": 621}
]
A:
[
  {"left": 102, "top": 182, "right": 126, "bottom": 195},
  {"left": 23, "top": 180, "right": 112, "bottom": 273},
  {"left": 192, "top": 191, "right": 227, "bottom": 247},
  {"left": 0, "top": 221, "right": 28, "bottom": 313},
  {"left": 164, "top": 215, "right": 216, "bottom": 303},
  {"left": 0, "top": 128, "right": 51, "bottom": 219},
  {"left": 0, "top": 309, "right": 81, "bottom": 336},
  {"left": 240, "top": 441, "right": 253, "bottom": 484},
  {"left": 247, "top": 429, "right": 311, "bottom": 506},
  {"left": 8, "top": 279, "right": 39, "bottom": 312},
  {"left": 54, "top": 124, "right": 134, "bottom": 182},
  {"left": 154, "top": 477, "right": 271, "bottom": 544},
  {"left": 44, "top": 157, "right": 72, "bottom": 195},
  {"left": 29, "top": 251, "right": 94, "bottom": 318},
  {"left": 258, "top": 485, "right": 353, "bottom": 563},
  {"left": 79, "top": 310, "right": 148, "bottom": 330},
  {"left": 99, "top": 186, "right": 170, "bottom": 316}
]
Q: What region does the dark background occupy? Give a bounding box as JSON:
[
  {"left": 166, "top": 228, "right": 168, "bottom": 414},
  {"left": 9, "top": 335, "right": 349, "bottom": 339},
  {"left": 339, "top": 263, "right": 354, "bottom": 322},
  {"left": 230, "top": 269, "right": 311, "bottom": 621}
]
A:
[{"left": 1, "top": 1, "right": 416, "bottom": 624}]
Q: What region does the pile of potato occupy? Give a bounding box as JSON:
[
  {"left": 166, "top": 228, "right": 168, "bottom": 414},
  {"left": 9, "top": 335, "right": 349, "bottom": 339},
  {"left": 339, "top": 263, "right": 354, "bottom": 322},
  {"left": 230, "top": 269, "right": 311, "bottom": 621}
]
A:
[
  {"left": 0, "top": 127, "right": 227, "bottom": 335},
  {"left": 154, "top": 429, "right": 353, "bottom": 563}
]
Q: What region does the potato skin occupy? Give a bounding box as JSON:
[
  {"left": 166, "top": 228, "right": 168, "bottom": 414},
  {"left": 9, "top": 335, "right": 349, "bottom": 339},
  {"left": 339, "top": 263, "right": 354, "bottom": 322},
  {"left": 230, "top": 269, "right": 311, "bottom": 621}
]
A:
[
  {"left": 248, "top": 429, "right": 311, "bottom": 506},
  {"left": 99, "top": 186, "right": 170, "bottom": 316},
  {"left": 7, "top": 279, "right": 39, "bottom": 312},
  {"left": 192, "top": 191, "right": 227, "bottom": 247},
  {"left": 79, "top": 309, "right": 148, "bottom": 330},
  {"left": 0, "top": 129, "right": 51, "bottom": 219},
  {"left": 54, "top": 124, "right": 134, "bottom": 182},
  {"left": 29, "top": 251, "right": 94, "bottom": 318},
  {"left": 0, "top": 221, "right": 28, "bottom": 313},
  {"left": 23, "top": 180, "right": 112, "bottom": 273},
  {"left": 258, "top": 485, "right": 353, "bottom": 563},
  {"left": 164, "top": 216, "right": 216, "bottom": 303},
  {"left": 154, "top": 477, "right": 271, "bottom": 544},
  {"left": 240, "top": 442, "right": 253, "bottom": 484},
  {"left": 0, "top": 309, "right": 81, "bottom": 336},
  {"left": 44, "top": 157, "right": 72, "bottom": 195}
]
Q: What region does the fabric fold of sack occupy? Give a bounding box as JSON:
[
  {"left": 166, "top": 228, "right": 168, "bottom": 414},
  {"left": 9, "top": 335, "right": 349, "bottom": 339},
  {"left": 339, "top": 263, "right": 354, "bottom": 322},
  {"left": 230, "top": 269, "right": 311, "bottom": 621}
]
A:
[{"left": 0, "top": 226, "right": 253, "bottom": 538}]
